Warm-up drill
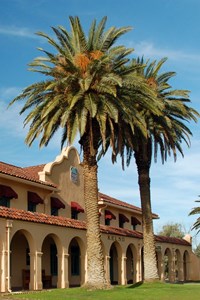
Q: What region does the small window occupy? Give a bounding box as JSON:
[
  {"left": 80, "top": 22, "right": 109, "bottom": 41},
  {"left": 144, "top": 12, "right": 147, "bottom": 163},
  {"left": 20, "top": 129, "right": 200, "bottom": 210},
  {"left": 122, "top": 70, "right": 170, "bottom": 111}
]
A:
[
  {"left": 71, "top": 209, "right": 79, "bottom": 220},
  {"left": 105, "top": 218, "right": 111, "bottom": 226},
  {"left": 119, "top": 219, "right": 124, "bottom": 228},
  {"left": 51, "top": 207, "right": 59, "bottom": 216},
  {"left": 119, "top": 213, "right": 129, "bottom": 228},
  {"left": 71, "top": 246, "right": 80, "bottom": 276},
  {"left": 132, "top": 224, "right": 137, "bottom": 230},
  {"left": 28, "top": 201, "right": 36, "bottom": 212},
  {"left": 0, "top": 196, "right": 10, "bottom": 208}
]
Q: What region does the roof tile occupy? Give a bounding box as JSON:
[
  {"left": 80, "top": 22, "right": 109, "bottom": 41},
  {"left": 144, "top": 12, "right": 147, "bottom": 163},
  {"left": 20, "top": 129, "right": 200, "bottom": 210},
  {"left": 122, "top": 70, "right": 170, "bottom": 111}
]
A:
[
  {"left": 0, "top": 162, "right": 56, "bottom": 188},
  {"left": 99, "top": 192, "right": 159, "bottom": 219},
  {"left": 0, "top": 206, "right": 190, "bottom": 246}
]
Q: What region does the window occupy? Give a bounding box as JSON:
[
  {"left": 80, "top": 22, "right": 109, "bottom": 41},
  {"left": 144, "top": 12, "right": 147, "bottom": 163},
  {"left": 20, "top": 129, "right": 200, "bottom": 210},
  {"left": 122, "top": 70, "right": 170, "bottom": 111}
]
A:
[
  {"left": 51, "top": 197, "right": 65, "bottom": 216},
  {"left": 71, "top": 202, "right": 84, "bottom": 220},
  {"left": 0, "top": 196, "right": 10, "bottom": 207},
  {"left": 27, "top": 191, "right": 43, "bottom": 212},
  {"left": 28, "top": 201, "right": 36, "bottom": 212},
  {"left": 105, "top": 218, "right": 111, "bottom": 226},
  {"left": 50, "top": 244, "right": 58, "bottom": 276},
  {"left": 104, "top": 210, "right": 116, "bottom": 226},
  {"left": 71, "top": 209, "right": 79, "bottom": 220},
  {"left": 51, "top": 207, "right": 59, "bottom": 216},
  {"left": 132, "top": 224, "right": 137, "bottom": 230},
  {"left": 71, "top": 246, "right": 80, "bottom": 276},
  {"left": 119, "top": 213, "right": 129, "bottom": 228},
  {"left": 131, "top": 217, "right": 141, "bottom": 230},
  {"left": 119, "top": 218, "right": 124, "bottom": 228}
]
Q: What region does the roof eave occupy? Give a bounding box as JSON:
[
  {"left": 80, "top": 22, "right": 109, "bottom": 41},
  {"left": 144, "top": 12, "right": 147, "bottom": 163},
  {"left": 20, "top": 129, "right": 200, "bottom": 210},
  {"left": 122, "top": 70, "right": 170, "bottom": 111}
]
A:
[{"left": 0, "top": 172, "right": 58, "bottom": 191}]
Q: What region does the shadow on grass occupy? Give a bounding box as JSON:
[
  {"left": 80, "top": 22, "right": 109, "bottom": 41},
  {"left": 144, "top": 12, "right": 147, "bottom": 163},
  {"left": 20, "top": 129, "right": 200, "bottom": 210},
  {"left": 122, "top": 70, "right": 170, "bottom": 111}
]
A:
[{"left": 128, "top": 281, "right": 143, "bottom": 289}]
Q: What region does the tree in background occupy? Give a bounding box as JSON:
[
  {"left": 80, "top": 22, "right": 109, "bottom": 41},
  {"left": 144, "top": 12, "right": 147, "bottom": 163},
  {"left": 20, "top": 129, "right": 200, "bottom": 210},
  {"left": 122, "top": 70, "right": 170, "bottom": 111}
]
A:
[
  {"left": 193, "top": 244, "right": 200, "bottom": 257},
  {"left": 157, "top": 223, "right": 185, "bottom": 238}
]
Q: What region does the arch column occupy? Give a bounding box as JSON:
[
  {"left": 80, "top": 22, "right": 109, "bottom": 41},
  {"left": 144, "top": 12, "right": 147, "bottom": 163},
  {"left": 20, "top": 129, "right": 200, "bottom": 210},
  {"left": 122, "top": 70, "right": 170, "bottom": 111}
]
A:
[
  {"left": 121, "top": 256, "right": 127, "bottom": 285},
  {"left": 34, "top": 251, "right": 43, "bottom": 290},
  {"left": 169, "top": 254, "right": 176, "bottom": 282},
  {"left": 0, "top": 249, "right": 6, "bottom": 292},
  {"left": 57, "top": 252, "right": 69, "bottom": 288},
  {"left": 80, "top": 254, "right": 85, "bottom": 286},
  {"left": 177, "top": 259, "right": 184, "bottom": 281},
  {"left": 5, "top": 220, "right": 12, "bottom": 292},
  {"left": 160, "top": 257, "right": 165, "bottom": 281},
  {"left": 105, "top": 255, "right": 110, "bottom": 284},
  {"left": 184, "top": 259, "right": 191, "bottom": 281}
]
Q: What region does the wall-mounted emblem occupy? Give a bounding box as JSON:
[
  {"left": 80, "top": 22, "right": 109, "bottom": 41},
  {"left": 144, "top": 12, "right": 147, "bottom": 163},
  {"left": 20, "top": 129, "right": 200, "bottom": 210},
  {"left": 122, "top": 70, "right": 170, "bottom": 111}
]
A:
[{"left": 70, "top": 166, "right": 78, "bottom": 184}]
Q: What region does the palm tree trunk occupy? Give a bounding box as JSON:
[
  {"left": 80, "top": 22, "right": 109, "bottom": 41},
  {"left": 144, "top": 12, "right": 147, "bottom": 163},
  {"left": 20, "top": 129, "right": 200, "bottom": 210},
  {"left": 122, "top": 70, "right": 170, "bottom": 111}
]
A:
[
  {"left": 82, "top": 137, "right": 109, "bottom": 289},
  {"left": 134, "top": 141, "right": 159, "bottom": 281}
]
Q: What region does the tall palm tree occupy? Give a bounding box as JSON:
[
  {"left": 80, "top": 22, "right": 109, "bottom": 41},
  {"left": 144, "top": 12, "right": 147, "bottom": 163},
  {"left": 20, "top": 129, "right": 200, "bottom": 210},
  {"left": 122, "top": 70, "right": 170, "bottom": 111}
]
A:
[
  {"left": 189, "top": 199, "right": 200, "bottom": 234},
  {"left": 9, "top": 17, "right": 162, "bottom": 288},
  {"left": 101, "top": 57, "right": 199, "bottom": 281}
]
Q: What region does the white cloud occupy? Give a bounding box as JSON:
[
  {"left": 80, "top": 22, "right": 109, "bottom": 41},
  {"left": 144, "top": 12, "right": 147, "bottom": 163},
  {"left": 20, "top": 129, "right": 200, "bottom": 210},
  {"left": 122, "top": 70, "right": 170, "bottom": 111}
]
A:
[
  {"left": 132, "top": 40, "right": 200, "bottom": 64},
  {"left": 0, "top": 25, "right": 38, "bottom": 39},
  {"left": 0, "top": 87, "right": 22, "bottom": 101},
  {"left": 0, "top": 97, "right": 26, "bottom": 137}
]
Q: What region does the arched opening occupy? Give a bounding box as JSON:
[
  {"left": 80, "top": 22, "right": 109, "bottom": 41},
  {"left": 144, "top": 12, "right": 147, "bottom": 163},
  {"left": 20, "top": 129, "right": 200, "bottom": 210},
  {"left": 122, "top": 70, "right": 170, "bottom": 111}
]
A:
[
  {"left": 68, "top": 237, "right": 83, "bottom": 287},
  {"left": 10, "top": 230, "right": 31, "bottom": 290},
  {"left": 183, "top": 250, "right": 190, "bottom": 281},
  {"left": 175, "top": 249, "right": 182, "bottom": 281},
  {"left": 42, "top": 235, "right": 58, "bottom": 288},
  {"left": 156, "top": 249, "right": 162, "bottom": 280},
  {"left": 126, "top": 244, "right": 137, "bottom": 284},
  {"left": 109, "top": 242, "right": 122, "bottom": 285},
  {"left": 164, "top": 248, "right": 172, "bottom": 282}
]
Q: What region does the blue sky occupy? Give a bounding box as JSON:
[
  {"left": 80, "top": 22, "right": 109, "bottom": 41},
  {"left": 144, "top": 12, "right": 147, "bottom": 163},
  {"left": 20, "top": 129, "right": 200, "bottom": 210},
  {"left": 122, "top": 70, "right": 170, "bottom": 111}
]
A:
[{"left": 1, "top": 0, "right": 200, "bottom": 245}]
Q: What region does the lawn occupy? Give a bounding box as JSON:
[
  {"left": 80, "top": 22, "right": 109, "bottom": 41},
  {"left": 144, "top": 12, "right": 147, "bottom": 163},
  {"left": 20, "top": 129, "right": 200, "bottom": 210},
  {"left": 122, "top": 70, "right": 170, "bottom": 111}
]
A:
[{"left": 3, "top": 282, "right": 200, "bottom": 300}]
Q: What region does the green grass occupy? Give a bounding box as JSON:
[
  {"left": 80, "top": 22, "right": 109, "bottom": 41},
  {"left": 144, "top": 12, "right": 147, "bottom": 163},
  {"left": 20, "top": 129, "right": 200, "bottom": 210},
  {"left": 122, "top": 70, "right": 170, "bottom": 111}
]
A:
[{"left": 4, "top": 282, "right": 200, "bottom": 300}]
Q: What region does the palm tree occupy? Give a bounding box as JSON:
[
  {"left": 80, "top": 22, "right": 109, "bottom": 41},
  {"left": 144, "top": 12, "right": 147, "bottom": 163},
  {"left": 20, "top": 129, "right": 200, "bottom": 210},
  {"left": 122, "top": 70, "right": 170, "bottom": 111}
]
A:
[
  {"left": 9, "top": 17, "right": 162, "bottom": 288},
  {"left": 189, "top": 199, "right": 200, "bottom": 234},
  {"left": 102, "top": 57, "right": 199, "bottom": 281}
]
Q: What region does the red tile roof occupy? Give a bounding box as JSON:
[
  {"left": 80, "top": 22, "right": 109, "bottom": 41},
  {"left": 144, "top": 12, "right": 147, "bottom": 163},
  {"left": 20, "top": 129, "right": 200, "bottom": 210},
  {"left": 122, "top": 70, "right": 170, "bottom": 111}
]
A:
[
  {"left": 155, "top": 235, "right": 191, "bottom": 246},
  {"left": 101, "top": 224, "right": 143, "bottom": 239},
  {"left": 0, "top": 162, "right": 56, "bottom": 188},
  {"left": 0, "top": 206, "right": 86, "bottom": 229},
  {"left": 99, "top": 192, "right": 159, "bottom": 219},
  {"left": 0, "top": 206, "right": 190, "bottom": 246}
]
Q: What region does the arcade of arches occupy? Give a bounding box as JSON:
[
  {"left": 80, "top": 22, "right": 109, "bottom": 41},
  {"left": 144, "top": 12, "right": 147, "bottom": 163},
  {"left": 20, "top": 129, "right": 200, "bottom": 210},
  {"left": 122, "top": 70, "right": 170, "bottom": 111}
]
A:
[{"left": 0, "top": 220, "right": 195, "bottom": 292}]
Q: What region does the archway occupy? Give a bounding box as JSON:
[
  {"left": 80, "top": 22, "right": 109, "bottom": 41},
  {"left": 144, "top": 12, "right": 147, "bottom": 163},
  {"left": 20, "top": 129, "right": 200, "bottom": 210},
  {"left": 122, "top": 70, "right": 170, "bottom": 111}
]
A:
[
  {"left": 109, "top": 242, "right": 122, "bottom": 285},
  {"left": 10, "top": 230, "right": 32, "bottom": 290},
  {"left": 175, "top": 249, "right": 182, "bottom": 281},
  {"left": 164, "top": 248, "right": 172, "bottom": 282},
  {"left": 68, "top": 237, "right": 84, "bottom": 287},
  {"left": 156, "top": 249, "right": 162, "bottom": 280},
  {"left": 41, "top": 235, "right": 59, "bottom": 288},
  {"left": 126, "top": 244, "right": 137, "bottom": 284}
]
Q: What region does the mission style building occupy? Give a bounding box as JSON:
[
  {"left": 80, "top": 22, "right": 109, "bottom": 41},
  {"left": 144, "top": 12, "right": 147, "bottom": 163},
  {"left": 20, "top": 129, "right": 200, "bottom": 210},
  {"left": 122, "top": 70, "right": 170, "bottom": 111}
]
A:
[{"left": 0, "top": 146, "right": 199, "bottom": 292}]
